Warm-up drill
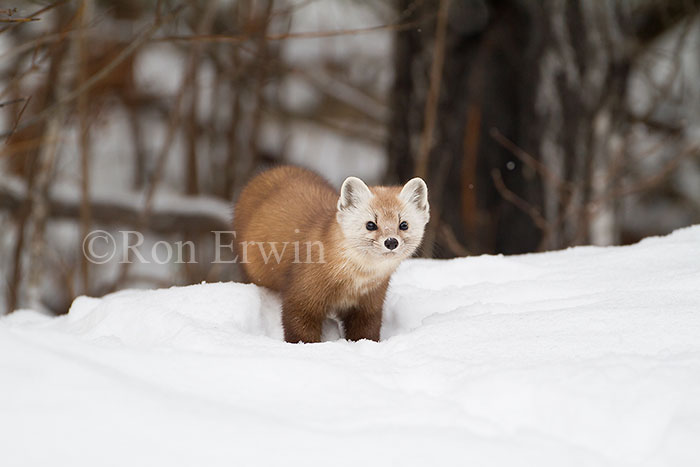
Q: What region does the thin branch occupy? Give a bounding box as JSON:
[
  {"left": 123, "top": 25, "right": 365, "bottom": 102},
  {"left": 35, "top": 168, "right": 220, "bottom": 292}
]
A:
[
  {"left": 599, "top": 144, "right": 699, "bottom": 202},
  {"left": 0, "top": 17, "right": 41, "bottom": 23},
  {"left": 158, "top": 19, "right": 425, "bottom": 43},
  {"left": 439, "top": 222, "right": 470, "bottom": 256},
  {"left": 490, "top": 127, "right": 575, "bottom": 193},
  {"left": 0, "top": 98, "right": 26, "bottom": 108},
  {"left": 4, "top": 96, "right": 30, "bottom": 144},
  {"left": 0, "top": 0, "right": 67, "bottom": 34},
  {"left": 491, "top": 169, "right": 550, "bottom": 232},
  {"left": 639, "top": 17, "right": 693, "bottom": 121}
]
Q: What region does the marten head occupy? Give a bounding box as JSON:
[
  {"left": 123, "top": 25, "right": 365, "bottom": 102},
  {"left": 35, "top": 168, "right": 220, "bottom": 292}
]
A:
[{"left": 336, "top": 176, "right": 429, "bottom": 261}]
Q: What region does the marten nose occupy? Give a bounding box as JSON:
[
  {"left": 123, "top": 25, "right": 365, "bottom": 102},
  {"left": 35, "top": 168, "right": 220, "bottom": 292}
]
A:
[{"left": 384, "top": 237, "right": 399, "bottom": 250}]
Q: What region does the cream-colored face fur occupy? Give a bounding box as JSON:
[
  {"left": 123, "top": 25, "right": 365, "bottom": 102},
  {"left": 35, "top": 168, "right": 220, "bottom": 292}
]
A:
[{"left": 336, "top": 176, "right": 430, "bottom": 262}]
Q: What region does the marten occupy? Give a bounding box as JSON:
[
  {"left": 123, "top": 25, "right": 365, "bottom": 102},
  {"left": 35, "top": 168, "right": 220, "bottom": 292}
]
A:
[{"left": 233, "top": 166, "right": 429, "bottom": 343}]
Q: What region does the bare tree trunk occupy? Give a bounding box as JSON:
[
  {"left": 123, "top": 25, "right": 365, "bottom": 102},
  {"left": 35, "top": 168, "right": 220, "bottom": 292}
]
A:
[
  {"left": 387, "top": 0, "right": 540, "bottom": 256},
  {"left": 7, "top": 8, "right": 72, "bottom": 313},
  {"left": 183, "top": 2, "right": 220, "bottom": 196},
  {"left": 78, "top": 0, "right": 94, "bottom": 295},
  {"left": 26, "top": 115, "right": 63, "bottom": 311},
  {"left": 246, "top": 0, "right": 274, "bottom": 177},
  {"left": 387, "top": 0, "right": 700, "bottom": 256}
]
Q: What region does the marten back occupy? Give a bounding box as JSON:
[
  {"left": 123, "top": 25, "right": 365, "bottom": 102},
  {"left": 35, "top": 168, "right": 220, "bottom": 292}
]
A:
[{"left": 233, "top": 166, "right": 338, "bottom": 290}]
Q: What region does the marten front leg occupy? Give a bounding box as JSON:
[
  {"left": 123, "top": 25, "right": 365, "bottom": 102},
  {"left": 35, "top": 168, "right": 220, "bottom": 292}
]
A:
[
  {"left": 343, "top": 306, "right": 381, "bottom": 341},
  {"left": 281, "top": 294, "right": 325, "bottom": 343},
  {"left": 342, "top": 281, "right": 389, "bottom": 342}
]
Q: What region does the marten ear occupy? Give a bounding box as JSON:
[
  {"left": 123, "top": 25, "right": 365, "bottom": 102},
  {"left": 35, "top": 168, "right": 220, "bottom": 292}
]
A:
[
  {"left": 399, "top": 177, "right": 429, "bottom": 213},
  {"left": 338, "top": 176, "right": 372, "bottom": 211}
]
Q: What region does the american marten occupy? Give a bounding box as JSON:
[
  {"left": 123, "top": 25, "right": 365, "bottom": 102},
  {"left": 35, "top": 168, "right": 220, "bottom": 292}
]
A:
[{"left": 233, "top": 166, "right": 429, "bottom": 343}]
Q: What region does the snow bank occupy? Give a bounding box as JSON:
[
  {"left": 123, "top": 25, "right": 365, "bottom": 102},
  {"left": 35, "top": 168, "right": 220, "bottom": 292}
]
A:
[{"left": 2, "top": 226, "right": 700, "bottom": 466}]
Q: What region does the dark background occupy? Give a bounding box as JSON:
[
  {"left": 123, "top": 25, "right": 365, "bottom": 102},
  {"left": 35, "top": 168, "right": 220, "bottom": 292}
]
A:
[{"left": 1, "top": 0, "right": 699, "bottom": 315}]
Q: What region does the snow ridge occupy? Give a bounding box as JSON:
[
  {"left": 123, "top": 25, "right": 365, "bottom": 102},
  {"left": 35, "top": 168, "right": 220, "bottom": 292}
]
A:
[{"left": 2, "top": 226, "right": 699, "bottom": 466}]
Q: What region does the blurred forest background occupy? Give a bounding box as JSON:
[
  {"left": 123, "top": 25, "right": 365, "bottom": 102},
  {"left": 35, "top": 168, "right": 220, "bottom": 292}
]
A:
[{"left": 1, "top": 0, "right": 699, "bottom": 315}]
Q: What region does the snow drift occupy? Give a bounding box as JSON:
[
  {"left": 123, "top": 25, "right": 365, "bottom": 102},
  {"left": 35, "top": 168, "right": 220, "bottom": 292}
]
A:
[{"left": 2, "top": 226, "right": 700, "bottom": 466}]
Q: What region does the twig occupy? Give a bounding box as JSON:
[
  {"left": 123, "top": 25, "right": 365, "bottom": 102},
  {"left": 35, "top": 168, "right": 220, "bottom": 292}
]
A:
[
  {"left": 0, "top": 18, "right": 41, "bottom": 23},
  {"left": 0, "top": 0, "right": 67, "bottom": 34},
  {"left": 4, "top": 96, "right": 30, "bottom": 144},
  {"left": 0, "top": 25, "right": 92, "bottom": 64},
  {"left": 598, "top": 144, "right": 698, "bottom": 202},
  {"left": 439, "top": 222, "right": 470, "bottom": 256},
  {"left": 491, "top": 169, "right": 549, "bottom": 231},
  {"left": 490, "top": 127, "right": 575, "bottom": 193},
  {"left": 640, "top": 17, "right": 693, "bottom": 122},
  {"left": 0, "top": 98, "right": 26, "bottom": 108}
]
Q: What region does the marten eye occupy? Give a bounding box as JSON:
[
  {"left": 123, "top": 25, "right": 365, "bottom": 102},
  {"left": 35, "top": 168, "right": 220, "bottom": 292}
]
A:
[
  {"left": 399, "top": 221, "right": 409, "bottom": 231},
  {"left": 366, "top": 221, "right": 378, "bottom": 231}
]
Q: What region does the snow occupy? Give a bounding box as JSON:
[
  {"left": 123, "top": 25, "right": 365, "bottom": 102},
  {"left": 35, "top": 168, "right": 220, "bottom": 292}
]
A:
[{"left": 2, "top": 226, "right": 700, "bottom": 466}]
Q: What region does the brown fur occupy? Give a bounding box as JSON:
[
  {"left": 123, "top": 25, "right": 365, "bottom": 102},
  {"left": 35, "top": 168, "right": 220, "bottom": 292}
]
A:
[{"left": 234, "top": 166, "right": 405, "bottom": 343}]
